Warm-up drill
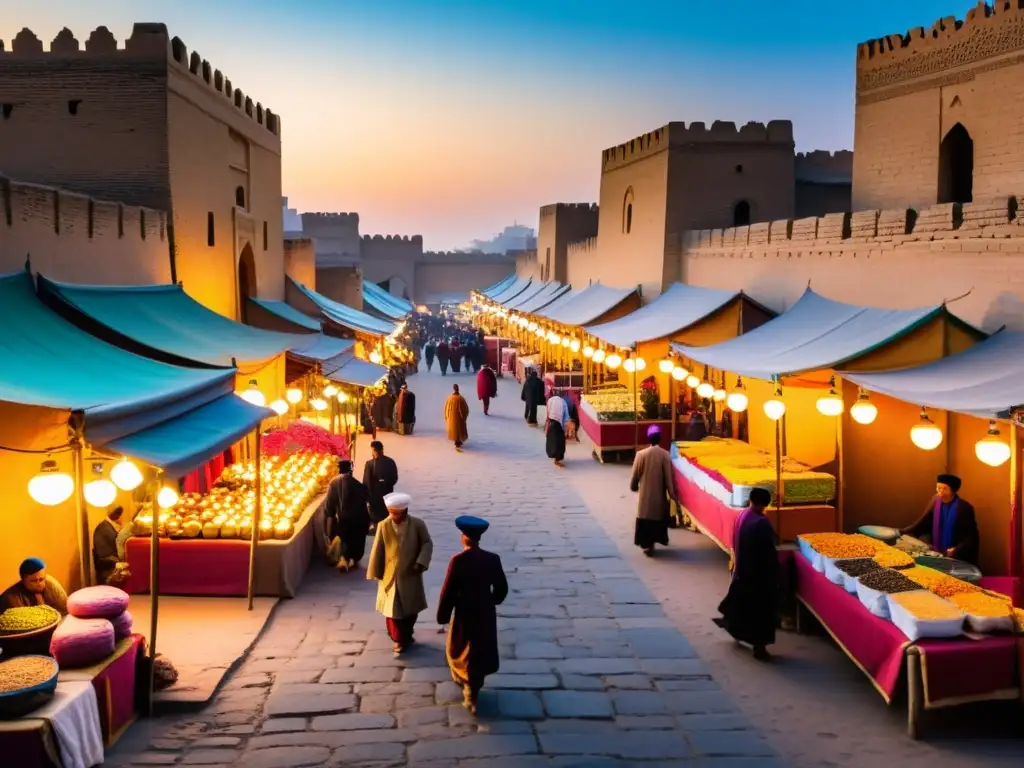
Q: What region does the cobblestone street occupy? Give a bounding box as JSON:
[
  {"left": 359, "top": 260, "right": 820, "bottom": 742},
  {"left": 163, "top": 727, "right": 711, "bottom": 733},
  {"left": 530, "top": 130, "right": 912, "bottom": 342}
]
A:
[{"left": 108, "top": 365, "right": 780, "bottom": 767}]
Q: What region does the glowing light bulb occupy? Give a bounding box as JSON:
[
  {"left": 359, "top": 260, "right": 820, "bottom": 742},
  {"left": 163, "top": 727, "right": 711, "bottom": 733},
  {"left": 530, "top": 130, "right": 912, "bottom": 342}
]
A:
[
  {"left": 323, "top": 384, "right": 339, "bottom": 397},
  {"left": 551, "top": 333, "right": 561, "bottom": 345},
  {"left": 561, "top": 336, "right": 571, "bottom": 348},
  {"left": 849, "top": 392, "right": 877, "bottom": 425},
  {"left": 592, "top": 349, "right": 606, "bottom": 363},
  {"left": 84, "top": 478, "right": 118, "bottom": 508},
  {"left": 976, "top": 421, "right": 1011, "bottom": 467},
  {"left": 910, "top": 412, "right": 943, "bottom": 451},
  {"left": 569, "top": 339, "right": 580, "bottom": 353},
  {"left": 28, "top": 460, "right": 74, "bottom": 507},
  {"left": 286, "top": 388, "right": 303, "bottom": 404},
  {"left": 634, "top": 358, "right": 646, "bottom": 371},
  {"left": 658, "top": 359, "right": 675, "bottom": 374},
  {"left": 764, "top": 398, "right": 786, "bottom": 421},
  {"left": 816, "top": 391, "right": 844, "bottom": 417},
  {"left": 583, "top": 345, "right": 594, "bottom": 358},
  {"left": 311, "top": 398, "right": 328, "bottom": 411},
  {"left": 712, "top": 388, "right": 727, "bottom": 402},
  {"left": 369, "top": 350, "right": 383, "bottom": 364},
  {"left": 696, "top": 381, "right": 715, "bottom": 398},
  {"left": 623, "top": 358, "right": 636, "bottom": 373},
  {"left": 239, "top": 380, "right": 266, "bottom": 407},
  {"left": 605, "top": 353, "right": 622, "bottom": 369},
  {"left": 157, "top": 485, "right": 180, "bottom": 509},
  {"left": 270, "top": 399, "right": 289, "bottom": 416},
  {"left": 337, "top": 390, "right": 349, "bottom": 403},
  {"left": 726, "top": 391, "right": 748, "bottom": 412},
  {"left": 528, "top": 322, "right": 538, "bottom": 332},
  {"left": 685, "top": 375, "right": 699, "bottom": 389},
  {"left": 535, "top": 328, "right": 545, "bottom": 338},
  {"left": 110, "top": 458, "right": 143, "bottom": 492}
]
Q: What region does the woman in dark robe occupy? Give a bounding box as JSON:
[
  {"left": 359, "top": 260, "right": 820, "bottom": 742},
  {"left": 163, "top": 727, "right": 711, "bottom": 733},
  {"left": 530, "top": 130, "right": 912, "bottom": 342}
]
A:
[
  {"left": 714, "top": 487, "right": 778, "bottom": 661},
  {"left": 424, "top": 340, "right": 437, "bottom": 371},
  {"left": 450, "top": 341, "right": 463, "bottom": 373},
  {"left": 437, "top": 340, "right": 451, "bottom": 375},
  {"left": 437, "top": 516, "right": 509, "bottom": 715},
  {"left": 324, "top": 460, "right": 371, "bottom": 571},
  {"left": 521, "top": 369, "right": 545, "bottom": 426}
]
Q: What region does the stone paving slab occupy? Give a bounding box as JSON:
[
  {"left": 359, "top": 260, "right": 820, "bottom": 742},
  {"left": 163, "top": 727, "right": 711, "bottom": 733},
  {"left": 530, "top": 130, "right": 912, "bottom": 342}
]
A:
[{"left": 105, "top": 368, "right": 779, "bottom": 768}]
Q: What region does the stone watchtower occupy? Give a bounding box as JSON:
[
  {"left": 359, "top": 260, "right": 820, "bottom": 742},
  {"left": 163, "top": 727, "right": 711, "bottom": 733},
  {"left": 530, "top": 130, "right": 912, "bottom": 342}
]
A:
[
  {"left": 535, "top": 203, "right": 599, "bottom": 284},
  {"left": 0, "top": 23, "right": 284, "bottom": 320},
  {"left": 852, "top": 3, "right": 1024, "bottom": 211},
  {"left": 592, "top": 120, "right": 796, "bottom": 296}
]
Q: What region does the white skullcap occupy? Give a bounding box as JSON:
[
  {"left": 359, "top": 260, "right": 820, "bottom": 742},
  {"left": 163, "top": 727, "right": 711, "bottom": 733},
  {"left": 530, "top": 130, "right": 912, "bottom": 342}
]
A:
[{"left": 383, "top": 492, "right": 411, "bottom": 510}]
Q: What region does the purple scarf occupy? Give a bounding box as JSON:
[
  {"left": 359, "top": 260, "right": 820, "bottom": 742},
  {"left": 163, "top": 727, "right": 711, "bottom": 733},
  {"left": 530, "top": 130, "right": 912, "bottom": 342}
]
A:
[
  {"left": 931, "top": 496, "right": 959, "bottom": 554},
  {"left": 732, "top": 507, "right": 754, "bottom": 571}
]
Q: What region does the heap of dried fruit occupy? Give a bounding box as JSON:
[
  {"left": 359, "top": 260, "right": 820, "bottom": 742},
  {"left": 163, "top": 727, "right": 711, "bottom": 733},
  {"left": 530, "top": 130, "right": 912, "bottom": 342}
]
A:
[
  {"left": 872, "top": 548, "right": 915, "bottom": 569},
  {"left": 800, "top": 533, "right": 887, "bottom": 559},
  {"left": 0, "top": 655, "right": 58, "bottom": 694},
  {"left": 834, "top": 558, "right": 882, "bottom": 578},
  {"left": 858, "top": 568, "right": 919, "bottom": 594},
  {"left": 902, "top": 566, "right": 979, "bottom": 598},
  {"left": 0, "top": 605, "right": 61, "bottom": 634},
  {"left": 889, "top": 590, "right": 963, "bottom": 620},
  {"left": 948, "top": 592, "right": 1014, "bottom": 618}
]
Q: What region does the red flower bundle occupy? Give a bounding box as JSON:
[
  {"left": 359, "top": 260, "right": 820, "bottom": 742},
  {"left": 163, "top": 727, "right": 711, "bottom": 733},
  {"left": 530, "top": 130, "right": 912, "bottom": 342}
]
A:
[{"left": 262, "top": 421, "right": 349, "bottom": 459}]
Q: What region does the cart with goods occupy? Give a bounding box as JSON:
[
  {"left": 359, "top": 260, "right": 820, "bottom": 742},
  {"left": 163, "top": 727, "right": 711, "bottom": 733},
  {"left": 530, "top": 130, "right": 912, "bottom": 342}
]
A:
[
  {"left": 0, "top": 655, "right": 59, "bottom": 719},
  {"left": 0, "top": 606, "right": 62, "bottom": 660}
]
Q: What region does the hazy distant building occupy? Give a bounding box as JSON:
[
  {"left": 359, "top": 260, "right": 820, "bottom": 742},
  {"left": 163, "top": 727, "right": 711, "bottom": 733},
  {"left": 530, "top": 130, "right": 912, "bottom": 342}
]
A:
[
  {"left": 468, "top": 224, "right": 537, "bottom": 255},
  {"left": 282, "top": 197, "right": 302, "bottom": 236}
]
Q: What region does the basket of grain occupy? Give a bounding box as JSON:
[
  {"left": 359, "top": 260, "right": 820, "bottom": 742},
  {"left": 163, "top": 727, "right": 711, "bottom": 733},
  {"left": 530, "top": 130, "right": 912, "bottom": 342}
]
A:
[
  {"left": 0, "top": 655, "right": 59, "bottom": 719},
  {"left": 0, "top": 606, "right": 62, "bottom": 660}
]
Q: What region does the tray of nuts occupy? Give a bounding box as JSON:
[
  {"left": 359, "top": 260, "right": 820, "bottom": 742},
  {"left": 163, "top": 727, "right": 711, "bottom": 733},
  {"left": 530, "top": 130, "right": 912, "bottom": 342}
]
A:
[
  {"left": 0, "top": 654, "right": 59, "bottom": 719},
  {"left": 833, "top": 558, "right": 882, "bottom": 594},
  {"left": 855, "top": 569, "right": 920, "bottom": 620}
]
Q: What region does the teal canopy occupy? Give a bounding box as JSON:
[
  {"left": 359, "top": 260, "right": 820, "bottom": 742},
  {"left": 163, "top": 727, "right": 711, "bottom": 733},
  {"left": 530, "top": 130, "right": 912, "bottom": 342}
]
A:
[
  {"left": 249, "top": 298, "right": 322, "bottom": 332},
  {"left": 480, "top": 274, "right": 516, "bottom": 299},
  {"left": 39, "top": 277, "right": 297, "bottom": 369},
  {"left": 288, "top": 278, "right": 398, "bottom": 337},
  {"left": 0, "top": 272, "right": 244, "bottom": 452},
  {"left": 324, "top": 353, "right": 389, "bottom": 388},
  {"left": 103, "top": 394, "right": 271, "bottom": 479},
  {"left": 363, "top": 280, "right": 411, "bottom": 320}
]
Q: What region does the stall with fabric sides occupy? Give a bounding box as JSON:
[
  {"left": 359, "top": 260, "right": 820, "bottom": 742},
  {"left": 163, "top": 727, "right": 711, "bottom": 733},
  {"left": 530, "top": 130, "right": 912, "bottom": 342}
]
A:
[
  {"left": 502, "top": 283, "right": 574, "bottom": 377},
  {"left": 0, "top": 271, "right": 272, "bottom": 764},
  {"left": 667, "top": 288, "right": 983, "bottom": 554},
  {"left": 32, "top": 276, "right": 351, "bottom": 600},
  {"left": 362, "top": 279, "right": 413, "bottom": 322},
  {"left": 580, "top": 284, "right": 774, "bottom": 460},
  {"left": 321, "top": 351, "right": 390, "bottom": 459},
  {"left": 473, "top": 274, "right": 516, "bottom": 302}
]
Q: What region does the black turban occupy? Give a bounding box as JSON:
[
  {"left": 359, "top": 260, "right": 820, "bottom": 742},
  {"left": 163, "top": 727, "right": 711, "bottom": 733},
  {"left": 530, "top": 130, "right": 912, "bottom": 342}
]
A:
[{"left": 937, "top": 474, "right": 961, "bottom": 492}]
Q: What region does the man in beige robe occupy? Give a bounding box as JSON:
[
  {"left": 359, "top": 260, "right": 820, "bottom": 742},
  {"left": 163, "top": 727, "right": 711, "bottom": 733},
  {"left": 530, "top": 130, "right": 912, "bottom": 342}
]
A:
[
  {"left": 444, "top": 384, "right": 470, "bottom": 451},
  {"left": 629, "top": 425, "right": 678, "bottom": 557},
  {"left": 366, "top": 492, "right": 433, "bottom": 654}
]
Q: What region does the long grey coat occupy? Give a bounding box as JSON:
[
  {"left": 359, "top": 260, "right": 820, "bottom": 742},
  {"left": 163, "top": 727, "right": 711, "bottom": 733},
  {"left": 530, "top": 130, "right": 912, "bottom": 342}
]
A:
[
  {"left": 629, "top": 445, "right": 678, "bottom": 521},
  {"left": 367, "top": 515, "right": 433, "bottom": 617}
]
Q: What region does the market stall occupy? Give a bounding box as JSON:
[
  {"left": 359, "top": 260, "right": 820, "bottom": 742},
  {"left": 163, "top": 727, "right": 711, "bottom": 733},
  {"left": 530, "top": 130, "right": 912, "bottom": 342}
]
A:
[
  {"left": 578, "top": 283, "right": 774, "bottom": 457},
  {"left": 794, "top": 532, "right": 1020, "bottom": 738},
  {"left": 362, "top": 280, "right": 412, "bottom": 322},
  {"left": 668, "top": 288, "right": 983, "bottom": 554}
]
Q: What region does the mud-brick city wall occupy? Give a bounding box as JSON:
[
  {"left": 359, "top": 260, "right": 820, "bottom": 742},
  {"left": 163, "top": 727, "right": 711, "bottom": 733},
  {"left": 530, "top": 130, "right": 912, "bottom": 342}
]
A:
[
  {"left": 0, "top": 175, "right": 170, "bottom": 284},
  {"left": 680, "top": 198, "right": 1024, "bottom": 575}
]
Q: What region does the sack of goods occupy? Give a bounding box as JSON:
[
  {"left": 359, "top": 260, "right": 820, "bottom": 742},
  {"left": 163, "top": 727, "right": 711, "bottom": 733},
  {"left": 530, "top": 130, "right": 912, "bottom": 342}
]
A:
[
  {"left": 855, "top": 568, "right": 919, "bottom": 619},
  {"left": 948, "top": 592, "right": 1015, "bottom": 634},
  {"left": 832, "top": 558, "right": 882, "bottom": 595},
  {"left": 887, "top": 590, "right": 964, "bottom": 641}
]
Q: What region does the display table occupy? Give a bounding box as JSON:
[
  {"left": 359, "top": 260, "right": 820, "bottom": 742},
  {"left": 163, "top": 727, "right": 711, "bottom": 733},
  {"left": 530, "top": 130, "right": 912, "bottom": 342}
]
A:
[
  {"left": 516, "top": 354, "right": 540, "bottom": 382},
  {"left": 794, "top": 552, "right": 1019, "bottom": 738},
  {"left": 484, "top": 336, "right": 515, "bottom": 371},
  {"left": 578, "top": 399, "right": 671, "bottom": 462},
  {"left": 125, "top": 494, "right": 323, "bottom": 597},
  {"left": 0, "top": 681, "right": 104, "bottom": 768},
  {"left": 673, "top": 466, "right": 836, "bottom": 553},
  {"left": 59, "top": 633, "right": 144, "bottom": 746},
  {"left": 500, "top": 348, "right": 517, "bottom": 377}
]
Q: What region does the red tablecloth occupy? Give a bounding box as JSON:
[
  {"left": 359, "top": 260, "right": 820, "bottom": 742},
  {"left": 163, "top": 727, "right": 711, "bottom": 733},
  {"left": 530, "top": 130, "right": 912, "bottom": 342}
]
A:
[
  {"left": 578, "top": 403, "right": 672, "bottom": 453},
  {"left": 674, "top": 466, "right": 738, "bottom": 552},
  {"left": 795, "top": 552, "right": 1019, "bottom": 707},
  {"left": 126, "top": 538, "right": 250, "bottom": 596},
  {"left": 59, "top": 633, "right": 144, "bottom": 745}
]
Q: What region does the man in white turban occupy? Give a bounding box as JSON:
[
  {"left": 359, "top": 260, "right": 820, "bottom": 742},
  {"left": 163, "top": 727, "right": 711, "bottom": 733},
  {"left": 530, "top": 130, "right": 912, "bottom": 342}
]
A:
[{"left": 366, "top": 492, "right": 433, "bottom": 655}]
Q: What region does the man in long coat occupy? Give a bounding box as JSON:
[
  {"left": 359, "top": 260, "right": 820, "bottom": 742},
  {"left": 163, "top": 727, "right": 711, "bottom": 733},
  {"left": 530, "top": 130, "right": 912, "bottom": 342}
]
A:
[
  {"left": 629, "top": 425, "right": 678, "bottom": 556},
  {"left": 476, "top": 365, "right": 497, "bottom": 415},
  {"left": 437, "top": 516, "right": 509, "bottom": 715},
  {"left": 424, "top": 339, "right": 437, "bottom": 371},
  {"left": 363, "top": 440, "right": 399, "bottom": 527},
  {"left": 394, "top": 383, "right": 417, "bottom": 435},
  {"left": 714, "top": 487, "right": 777, "bottom": 662},
  {"left": 324, "top": 459, "right": 371, "bottom": 571},
  {"left": 445, "top": 384, "right": 470, "bottom": 450},
  {"left": 437, "top": 340, "right": 451, "bottom": 375},
  {"left": 521, "top": 368, "right": 545, "bottom": 426},
  {"left": 366, "top": 493, "right": 433, "bottom": 655}
]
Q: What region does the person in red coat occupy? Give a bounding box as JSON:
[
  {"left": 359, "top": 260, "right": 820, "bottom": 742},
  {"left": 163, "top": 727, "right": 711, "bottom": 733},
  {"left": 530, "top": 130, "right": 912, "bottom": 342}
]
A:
[
  {"left": 476, "top": 364, "right": 498, "bottom": 415},
  {"left": 437, "top": 516, "right": 508, "bottom": 715}
]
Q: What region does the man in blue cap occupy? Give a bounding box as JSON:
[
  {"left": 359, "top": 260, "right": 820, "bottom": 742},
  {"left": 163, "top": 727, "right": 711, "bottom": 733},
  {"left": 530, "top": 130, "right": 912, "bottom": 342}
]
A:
[
  {"left": 1, "top": 557, "right": 69, "bottom": 614},
  {"left": 437, "top": 515, "right": 509, "bottom": 715}
]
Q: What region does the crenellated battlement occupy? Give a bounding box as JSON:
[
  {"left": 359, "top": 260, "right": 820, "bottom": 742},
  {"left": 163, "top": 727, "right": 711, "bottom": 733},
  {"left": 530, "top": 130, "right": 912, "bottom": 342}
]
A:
[
  {"left": 303, "top": 212, "right": 360, "bottom": 225},
  {"left": 540, "top": 203, "right": 598, "bottom": 218},
  {"left": 361, "top": 234, "right": 424, "bottom": 245},
  {"left": 795, "top": 150, "right": 854, "bottom": 182},
  {"left": 855, "top": 2, "right": 1024, "bottom": 92},
  {"left": 602, "top": 120, "right": 794, "bottom": 171},
  {"left": 0, "top": 23, "right": 280, "bottom": 137}
]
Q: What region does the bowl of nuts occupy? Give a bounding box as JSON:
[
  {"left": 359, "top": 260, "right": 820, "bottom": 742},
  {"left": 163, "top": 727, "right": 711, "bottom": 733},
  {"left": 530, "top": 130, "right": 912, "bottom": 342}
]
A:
[{"left": 0, "top": 655, "right": 59, "bottom": 719}]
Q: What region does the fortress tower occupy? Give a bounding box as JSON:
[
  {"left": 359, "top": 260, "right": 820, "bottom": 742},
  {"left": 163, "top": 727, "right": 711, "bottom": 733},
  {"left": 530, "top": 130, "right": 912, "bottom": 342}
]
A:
[
  {"left": 0, "top": 23, "right": 284, "bottom": 320},
  {"left": 536, "top": 203, "right": 599, "bottom": 284},
  {"left": 852, "top": 2, "right": 1024, "bottom": 211}
]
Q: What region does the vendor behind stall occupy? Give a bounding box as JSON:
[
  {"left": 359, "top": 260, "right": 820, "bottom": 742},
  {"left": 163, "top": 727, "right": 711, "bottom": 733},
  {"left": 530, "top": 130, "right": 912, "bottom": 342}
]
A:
[
  {"left": 1, "top": 557, "right": 68, "bottom": 614},
  {"left": 901, "top": 474, "right": 980, "bottom": 565}
]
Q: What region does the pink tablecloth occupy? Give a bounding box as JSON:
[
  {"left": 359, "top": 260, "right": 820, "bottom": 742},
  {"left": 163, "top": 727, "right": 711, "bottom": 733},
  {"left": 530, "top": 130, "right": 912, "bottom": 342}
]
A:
[
  {"left": 60, "top": 634, "right": 143, "bottom": 745},
  {"left": 126, "top": 537, "right": 250, "bottom": 596},
  {"left": 795, "top": 552, "right": 1019, "bottom": 707},
  {"left": 674, "top": 465, "right": 738, "bottom": 552}
]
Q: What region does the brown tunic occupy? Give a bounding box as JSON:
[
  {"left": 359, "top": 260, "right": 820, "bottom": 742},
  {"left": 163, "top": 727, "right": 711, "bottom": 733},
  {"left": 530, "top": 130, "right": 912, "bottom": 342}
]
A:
[
  {"left": 629, "top": 445, "right": 678, "bottom": 520},
  {"left": 444, "top": 394, "right": 470, "bottom": 443}
]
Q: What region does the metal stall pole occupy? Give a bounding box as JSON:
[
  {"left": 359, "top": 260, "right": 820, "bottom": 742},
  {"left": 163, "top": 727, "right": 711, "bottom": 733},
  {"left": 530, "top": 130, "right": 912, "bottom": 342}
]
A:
[
  {"left": 247, "top": 430, "right": 263, "bottom": 610},
  {"left": 148, "top": 471, "right": 162, "bottom": 716},
  {"left": 71, "top": 433, "right": 91, "bottom": 589}
]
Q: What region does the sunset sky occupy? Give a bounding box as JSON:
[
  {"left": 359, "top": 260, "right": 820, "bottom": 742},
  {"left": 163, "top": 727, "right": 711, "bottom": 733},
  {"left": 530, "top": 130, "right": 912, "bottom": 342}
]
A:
[{"left": 3, "top": 1, "right": 976, "bottom": 250}]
